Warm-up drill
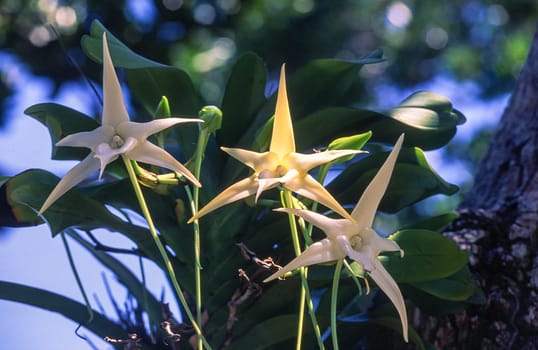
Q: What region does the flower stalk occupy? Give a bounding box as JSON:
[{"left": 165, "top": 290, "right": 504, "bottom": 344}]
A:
[{"left": 122, "top": 156, "right": 211, "bottom": 349}]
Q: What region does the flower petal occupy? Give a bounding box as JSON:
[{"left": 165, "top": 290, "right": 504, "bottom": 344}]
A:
[
  {"left": 39, "top": 153, "right": 101, "bottom": 214},
  {"left": 124, "top": 140, "right": 201, "bottom": 187},
  {"left": 116, "top": 118, "right": 202, "bottom": 141},
  {"left": 285, "top": 174, "right": 353, "bottom": 220},
  {"left": 255, "top": 177, "right": 281, "bottom": 202},
  {"left": 221, "top": 147, "right": 277, "bottom": 172},
  {"left": 285, "top": 150, "right": 364, "bottom": 172},
  {"left": 94, "top": 137, "right": 136, "bottom": 178},
  {"left": 56, "top": 126, "right": 113, "bottom": 152},
  {"left": 274, "top": 208, "right": 352, "bottom": 240},
  {"left": 366, "top": 259, "right": 408, "bottom": 342},
  {"left": 351, "top": 134, "right": 404, "bottom": 227},
  {"left": 360, "top": 227, "right": 402, "bottom": 256},
  {"left": 188, "top": 176, "right": 257, "bottom": 223},
  {"left": 101, "top": 33, "right": 130, "bottom": 127},
  {"left": 270, "top": 65, "right": 295, "bottom": 156},
  {"left": 263, "top": 238, "right": 345, "bottom": 282}
]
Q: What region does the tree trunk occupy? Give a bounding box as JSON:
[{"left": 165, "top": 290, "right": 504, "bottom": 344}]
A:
[{"left": 411, "top": 23, "right": 538, "bottom": 349}]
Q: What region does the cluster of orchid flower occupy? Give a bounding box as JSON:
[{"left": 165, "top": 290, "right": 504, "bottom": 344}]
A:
[{"left": 39, "top": 34, "right": 408, "bottom": 346}]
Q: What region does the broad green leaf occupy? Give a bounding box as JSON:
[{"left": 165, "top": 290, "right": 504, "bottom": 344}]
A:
[
  {"left": 328, "top": 147, "right": 458, "bottom": 212},
  {"left": 402, "top": 211, "right": 459, "bottom": 231},
  {"left": 81, "top": 20, "right": 166, "bottom": 69},
  {"left": 24, "top": 103, "right": 98, "bottom": 161},
  {"left": 0, "top": 281, "right": 125, "bottom": 340},
  {"left": 219, "top": 53, "right": 267, "bottom": 147},
  {"left": 381, "top": 229, "right": 468, "bottom": 283},
  {"left": 288, "top": 51, "right": 385, "bottom": 119},
  {"left": 227, "top": 314, "right": 310, "bottom": 350},
  {"left": 409, "top": 266, "right": 476, "bottom": 301},
  {"left": 404, "top": 285, "right": 473, "bottom": 316},
  {"left": 370, "top": 317, "right": 426, "bottom": 350},
  {"left": 294, "top": 94, "right": 463, "bottom": 151},
  {"left": 0, "top": 170, "right": 161, "bottom": 264},
  {"left": 396, "top": 91, "right": 466, "bottom": 124}
]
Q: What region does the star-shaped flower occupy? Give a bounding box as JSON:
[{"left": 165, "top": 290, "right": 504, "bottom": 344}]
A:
[
  {"left": 39, "top": 33, "right": 201, "bottom": 214},
  {"left": 188, "top": 65, "right": 363, "bottom": 223},
  {"left": 264, "top": 134, "right": 408, "bottom": 342}
]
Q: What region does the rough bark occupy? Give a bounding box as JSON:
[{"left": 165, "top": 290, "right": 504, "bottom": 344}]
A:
[{"left": 410, "top": 24, "right": 538, "bottom": 349}]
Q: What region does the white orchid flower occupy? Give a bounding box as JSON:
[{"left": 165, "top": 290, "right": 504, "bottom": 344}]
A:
[
  {"left": 264, "top": 134, "right": 408, "bottom": 342},
  {"left": 188, "top": 65, "right": 363, "bottom": 223},
  {"left": 39, "top": 33, "right": 201, "bottom": 214}
]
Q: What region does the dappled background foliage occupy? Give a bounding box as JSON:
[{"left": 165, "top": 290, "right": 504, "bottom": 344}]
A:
[
  {"left": 2, "top": 0, "right": 538, "bottom": 105},
  {"left": 1, "top": 0, "right": 538, "bottom": 199}
]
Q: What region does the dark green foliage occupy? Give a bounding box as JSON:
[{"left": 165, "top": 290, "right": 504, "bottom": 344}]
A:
[{"left": 0, "top": 21, "right": 480, "bottom": 349}]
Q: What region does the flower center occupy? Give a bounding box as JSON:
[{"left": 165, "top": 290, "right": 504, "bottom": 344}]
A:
[
  {"left": 275, "top": 164, "right": 287, "bottom": 177},
  {"left": 349, "top": 234, "right": 363, "bottom": 251},
  {"left": 110, "top": 134, "right": 125, "bottom": 149}
]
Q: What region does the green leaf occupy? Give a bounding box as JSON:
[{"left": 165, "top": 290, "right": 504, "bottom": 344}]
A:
[
  {"left": 227, "top": 314, "right": 309, "bottom": 350},
  {"left": 0, "top": 280, "right": 125, "bottom": 339},
  {"left": 294, "top": 93, "right": 463, "bottom": 151},
  {"left": 24, "top": 103, "right": 98, "bottom": 161},
  {"left": 288, "top": 52, "right": 385, "bottom": 118},
  {"left": 409, "top": 266, "right": 476, "bottom": 301},
  {"left": 219, "top": 53, "right": 267, "bottom": 147},
  {"left": 381, "top": 229, "right": 469, "bottom": 283},
  {"left": 0, "top": 170, "right": 162, "bottom": 265},
  {"left": 370, "top": 316, "right": 426, "bottom": 350},
  {"left": 81, "top": 20, "right": 166, "bottom": 69},
  {"left": 328, "top": 147, "right": 458, "bottom": 212},
  {"left": 402, "top": 211, "right": 459, "bottom": 231},
  {"left": 327, "top": 131, "right": 372, "bottom": 163},
  {"left": 396, "top": 91, "right": 466, "bottom": 125},
  {"left": 404, "top": 285, "right": 473, "bottom": 316}
]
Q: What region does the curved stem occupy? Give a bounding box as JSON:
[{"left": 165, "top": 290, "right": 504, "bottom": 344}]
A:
[
  {"left": 331, "top": 260, "right": 343, "bottom": 350},
  {"left": 122, "top": 156, "right": 212, "bottom": 349},
  {"left": 281, "top": 190, "right": 325, "bottom": 350},
  {"left": 61, "top": 230, "right": 94, "bottom": 324},
  {"left": 343, "top": 260, "right": 363, "bottom": 295}
]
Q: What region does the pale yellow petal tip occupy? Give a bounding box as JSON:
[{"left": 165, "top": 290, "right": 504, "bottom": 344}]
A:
[{"left": 262, "top": 274, "right": 278, "bottom": 283}]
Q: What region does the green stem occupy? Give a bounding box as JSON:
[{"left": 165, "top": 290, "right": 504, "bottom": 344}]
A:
[
  {"left": 343, "top": 260, "right": 363, "bottom": 295},
  {"left": 185, "top": 186, "right": 203, "bottom": 350},
  {"left": 122, "top": 156, "right": 212, "bottom": 349},
  {"left": 331, "top": 260, "right": 344, "bottom": 350},
  {"left": 281, "top": 190, "right": 325, "bottom": 350},
  {"left": 188, "top": 126, "right": 211, "bottom": 350},
  {"left": 61, "top": 231, "right": 94, "bottom": 324}
]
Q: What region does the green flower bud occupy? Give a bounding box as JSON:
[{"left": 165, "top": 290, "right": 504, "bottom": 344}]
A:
[{"left": 199, "top": 105, "right": 222, "bottom": 133}]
